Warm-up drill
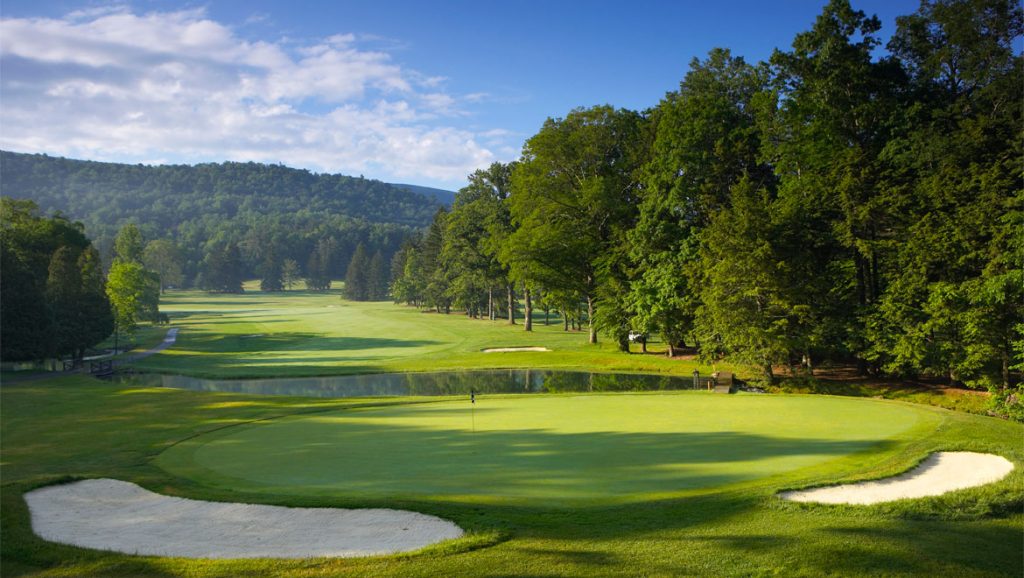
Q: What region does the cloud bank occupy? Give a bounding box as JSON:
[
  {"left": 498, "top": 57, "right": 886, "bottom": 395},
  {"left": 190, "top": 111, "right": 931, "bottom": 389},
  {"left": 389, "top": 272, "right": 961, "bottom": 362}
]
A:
[{"left": 0, "top": 7, "right": 500, "bottom": 186}]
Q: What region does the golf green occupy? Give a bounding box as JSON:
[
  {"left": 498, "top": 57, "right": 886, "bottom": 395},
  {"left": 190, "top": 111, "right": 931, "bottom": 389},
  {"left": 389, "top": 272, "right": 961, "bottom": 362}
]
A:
[{"left": 156, "top": 393, "right": 937, "bottom": 504}]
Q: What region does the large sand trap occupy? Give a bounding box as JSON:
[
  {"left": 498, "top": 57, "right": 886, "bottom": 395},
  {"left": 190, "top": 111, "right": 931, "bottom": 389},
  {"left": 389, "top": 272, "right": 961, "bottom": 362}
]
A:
[
  {"left": 482, "top": 346, "right": 550, "bottom": 353},
  {"left": 25, "top": 479, "right": 463, "bottom": 559},
  {"left": 780, "top": 451, "right": 1013, "bottom": 505}
]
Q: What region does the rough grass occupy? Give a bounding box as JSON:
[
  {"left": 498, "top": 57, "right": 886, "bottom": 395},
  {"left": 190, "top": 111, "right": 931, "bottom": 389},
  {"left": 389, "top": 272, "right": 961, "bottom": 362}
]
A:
[{"left": 2, "top": 375, "right": 1022, "bottom": 577}]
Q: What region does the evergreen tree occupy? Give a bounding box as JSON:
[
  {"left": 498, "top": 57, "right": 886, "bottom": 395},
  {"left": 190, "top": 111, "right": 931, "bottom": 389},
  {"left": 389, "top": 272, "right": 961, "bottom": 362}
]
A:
[
  {"left": 368, "top": 250, "right": 389, "bottom": 300},
  {"left": 344, "top": 243, "right": 370, "bottom": 300},
  {"left": 281, "top": 258, "right": 301, "bottom": 290}
]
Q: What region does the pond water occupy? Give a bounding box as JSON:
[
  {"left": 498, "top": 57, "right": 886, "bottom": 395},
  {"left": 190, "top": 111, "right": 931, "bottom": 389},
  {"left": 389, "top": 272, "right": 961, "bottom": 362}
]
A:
[{"left": 130, "top": 369, "right": 717, "bottom": 398}]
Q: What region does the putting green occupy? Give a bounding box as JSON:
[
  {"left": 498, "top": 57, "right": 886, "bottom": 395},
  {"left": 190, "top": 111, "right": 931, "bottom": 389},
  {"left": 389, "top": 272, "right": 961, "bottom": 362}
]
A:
[{"left": 156, "top": 393, "right": 938, "bottom": 504}]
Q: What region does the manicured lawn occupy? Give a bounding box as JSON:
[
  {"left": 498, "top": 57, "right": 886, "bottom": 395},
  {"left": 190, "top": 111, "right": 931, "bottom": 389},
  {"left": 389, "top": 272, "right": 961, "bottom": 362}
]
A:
[
  {"left": 157, "top": 394, "right": 936, "bottom": 505},
  {"left": 134, "top": 288, "right": 719, "bottom": 378}
]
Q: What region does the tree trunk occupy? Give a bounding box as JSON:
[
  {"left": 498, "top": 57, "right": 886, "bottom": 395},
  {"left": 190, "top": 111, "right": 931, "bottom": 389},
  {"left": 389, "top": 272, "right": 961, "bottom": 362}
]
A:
[
  {"left": 544, "top": 308, "right": 549, "bottom": 326},
  {"left": 563, "top": 314, "right": 569, "bottom": 332},
  {"left": 666, "top": 342, "right": 674, "bottom": 357},
  {"left": 587, "top": 295, "right": 596, "bottom": 344},
  {"left": 507, "top": 284, "right": 516, "bottom": 325},
  {"left": 488, "top": 288, "right": 494, "bottom": 320},
  {"left": 641, "top": 339, "right": 647, "bottom": 354},
  {"left": 524, "top": 287, "right": 532, "bottom": 332}
]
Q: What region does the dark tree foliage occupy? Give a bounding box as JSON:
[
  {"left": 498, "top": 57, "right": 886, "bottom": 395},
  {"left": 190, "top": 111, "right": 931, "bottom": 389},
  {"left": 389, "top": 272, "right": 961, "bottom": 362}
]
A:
[
  {"left": 201, "top": 243, "right": 244, "bottom": 293},
  {"left": 1, "top": 198, "right": 112, "bottom": 361},
  {"left": 344, "top": 243, "right": 370, "bottom": 301}
]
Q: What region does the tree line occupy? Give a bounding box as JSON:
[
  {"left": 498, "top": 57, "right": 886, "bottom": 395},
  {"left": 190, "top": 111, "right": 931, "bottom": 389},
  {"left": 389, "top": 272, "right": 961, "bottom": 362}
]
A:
[
  {"left": 391, "top": 0, "right": 1023, "bottom": 398},
  {"left": 1, "top": 201, "right": 180, "bottom": 363}
]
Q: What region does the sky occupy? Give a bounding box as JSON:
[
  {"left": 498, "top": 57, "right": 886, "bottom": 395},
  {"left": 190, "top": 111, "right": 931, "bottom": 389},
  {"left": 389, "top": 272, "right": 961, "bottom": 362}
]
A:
[{"left": 0, "top": 0, "right": 922, "bottom": 191}]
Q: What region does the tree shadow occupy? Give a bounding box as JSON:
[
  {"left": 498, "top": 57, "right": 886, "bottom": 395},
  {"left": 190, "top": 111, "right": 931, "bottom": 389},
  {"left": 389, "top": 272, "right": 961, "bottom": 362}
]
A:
[{"left": 168, "top": 414, "right": 898, "bottom": 508}]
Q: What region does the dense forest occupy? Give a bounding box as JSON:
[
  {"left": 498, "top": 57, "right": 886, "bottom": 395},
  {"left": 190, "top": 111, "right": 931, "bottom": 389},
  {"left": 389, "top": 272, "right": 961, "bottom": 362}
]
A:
[
  {"left": 390, "top": 0, "right": 1023, "bottom": 408},
  {"left": 0, "top": 151, "right": 447, "bottom": 286}
]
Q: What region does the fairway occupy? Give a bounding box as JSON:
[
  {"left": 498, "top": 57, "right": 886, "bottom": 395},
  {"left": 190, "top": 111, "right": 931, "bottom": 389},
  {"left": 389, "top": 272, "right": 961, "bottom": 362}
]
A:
[
  {"left": 133, "top": 289, "right": 719, "bottom": 378},
  {"left": 157, "top": 393, "right": 935, "bottom": 504}
]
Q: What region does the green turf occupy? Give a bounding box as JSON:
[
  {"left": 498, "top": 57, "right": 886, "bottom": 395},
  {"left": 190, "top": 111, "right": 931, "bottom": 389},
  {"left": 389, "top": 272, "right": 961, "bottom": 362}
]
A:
[
  {"left": 157, "top": 393, "right": 934, "bottom": 504},
  {"left": 3, "top": 375, "right": 1023, "bottom": 577},
  {"left": 133, "top": 288, "right": 722, "bottom": 378}
]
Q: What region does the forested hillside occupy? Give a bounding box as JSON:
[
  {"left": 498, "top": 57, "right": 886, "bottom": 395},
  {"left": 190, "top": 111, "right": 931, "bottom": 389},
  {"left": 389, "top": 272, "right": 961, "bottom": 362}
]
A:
[{"left": 0, "top": 151, "right": 442, "bottom": 285}]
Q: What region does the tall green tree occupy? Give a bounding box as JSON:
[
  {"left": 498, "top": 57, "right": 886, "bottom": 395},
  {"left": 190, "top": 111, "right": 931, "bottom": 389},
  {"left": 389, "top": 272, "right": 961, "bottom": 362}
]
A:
[
  {"left": 142, "top": 239, "right": 185, "bottom": 293},
  {"left": 281, "top": 258, "right": 301, "bottom": 290},
  {"left": 507, "top": 105, "right": 647, "bottom": 344},
  {"left": 114, "top": 223, "right": 145, "bottom": 263},
  {"left": 629, "top": 49, "right": 771, "bottom": 355},
  {"left": 344, "top": 243, "right": 370, "bottom": 300},
  {"left": 865, "top": 0, "right": 1024, "bottom": 388}
]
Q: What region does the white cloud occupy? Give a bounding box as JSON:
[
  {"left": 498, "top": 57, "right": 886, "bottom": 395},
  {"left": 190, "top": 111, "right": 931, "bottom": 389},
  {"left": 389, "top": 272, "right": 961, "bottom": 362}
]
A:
[{"left": 0, "top": 7, "right": 507, "bottom": 187}]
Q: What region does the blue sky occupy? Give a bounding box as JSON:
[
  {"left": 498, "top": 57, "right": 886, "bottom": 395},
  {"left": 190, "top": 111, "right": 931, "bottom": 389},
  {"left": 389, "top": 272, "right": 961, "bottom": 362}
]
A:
[{"left": 0, "top": 0, "right": 921, "bottom": 190}]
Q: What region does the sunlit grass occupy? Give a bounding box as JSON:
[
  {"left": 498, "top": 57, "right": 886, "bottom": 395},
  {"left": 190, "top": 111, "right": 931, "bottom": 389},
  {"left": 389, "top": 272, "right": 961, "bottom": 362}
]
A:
[
  {"left": 135, "top": 288, "right": 720, "bottom": 378},
  {"left": 2, "top": 375, "right": 1022, "bottom": 577}
]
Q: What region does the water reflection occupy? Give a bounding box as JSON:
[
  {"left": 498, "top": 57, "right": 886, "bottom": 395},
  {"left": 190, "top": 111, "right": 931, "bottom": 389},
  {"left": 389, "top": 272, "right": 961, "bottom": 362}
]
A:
[{"left": 130, "top": 370, "right": 712, "bottom": 398}]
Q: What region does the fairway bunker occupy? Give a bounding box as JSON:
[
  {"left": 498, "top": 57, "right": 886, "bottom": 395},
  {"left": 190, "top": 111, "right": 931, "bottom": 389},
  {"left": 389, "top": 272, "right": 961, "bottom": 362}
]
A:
[
  {"left": 24, "top": 479, "right": 463, "bottom": 559},
  {"left": 780, "top": 451, "right": 1013, "bottom": 505},
  {"left": 481, "top": 346, "right": 550, "bottom": 352}
]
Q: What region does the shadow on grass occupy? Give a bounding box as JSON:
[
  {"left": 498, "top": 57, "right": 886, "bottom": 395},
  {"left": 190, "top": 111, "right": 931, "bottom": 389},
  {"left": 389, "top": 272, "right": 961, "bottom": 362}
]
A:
[
  {"left": 175, "top": 333, "right": 442, "bottom": 352},
  {"left": 160, "top": 413, "right": 899, "bottom": 505}
]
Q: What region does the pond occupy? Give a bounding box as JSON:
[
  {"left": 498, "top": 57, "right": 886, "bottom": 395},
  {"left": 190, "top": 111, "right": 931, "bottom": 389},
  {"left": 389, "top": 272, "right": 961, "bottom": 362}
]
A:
[{"left": 129, "top": 369, "right": 717, "bottom": 398}]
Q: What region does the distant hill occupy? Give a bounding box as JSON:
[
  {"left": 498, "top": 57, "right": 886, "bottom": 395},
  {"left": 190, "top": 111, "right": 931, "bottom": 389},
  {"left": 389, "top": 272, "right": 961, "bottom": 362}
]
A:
[
  {"left": 0, "top": 150, "right": 445, "bottom": 283},
  {"left": 390, "top": 183, "right": 456, "bottom": 206}
]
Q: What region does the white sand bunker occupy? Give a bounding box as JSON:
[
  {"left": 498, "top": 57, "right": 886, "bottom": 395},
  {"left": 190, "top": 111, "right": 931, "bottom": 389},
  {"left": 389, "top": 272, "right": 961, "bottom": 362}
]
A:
[
  {"left": 24, "top": 479, "right": 463, "bottom": 559},
  {"left": 482, "top": 346, "right": 550, "bottom": 353},
  {"left": 780, "top": 452, "right": 1014, "bottom": 505}
]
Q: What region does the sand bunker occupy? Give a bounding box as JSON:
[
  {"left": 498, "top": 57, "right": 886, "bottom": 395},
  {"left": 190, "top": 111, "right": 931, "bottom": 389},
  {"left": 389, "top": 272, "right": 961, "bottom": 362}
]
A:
[
  {"left": 780, "top": 452, "right": 1013, "bottom": 505},
  {"left": 482, "top": 346, "right": 550, "bottom": 353},
  {"left": 25, "top": 479, "right": 463, "bottom": 559}
]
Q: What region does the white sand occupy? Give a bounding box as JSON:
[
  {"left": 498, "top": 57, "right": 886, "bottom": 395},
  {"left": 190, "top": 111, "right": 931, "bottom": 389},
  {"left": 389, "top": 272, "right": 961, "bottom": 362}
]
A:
[
  {"left": 25, "top": 479, "right": 463, "bottom": 559},
  {"left": 482, "top": 347, "right": 550, "bottom": 353},
  {"left": 780, "top": 452, "right": 1014, "bottom": 505}
]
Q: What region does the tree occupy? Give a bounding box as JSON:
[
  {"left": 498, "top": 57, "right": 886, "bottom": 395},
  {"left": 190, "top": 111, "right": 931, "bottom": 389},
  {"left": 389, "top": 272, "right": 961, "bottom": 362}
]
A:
[
  {"left": 0, "top": 198, "right": 109, "bottom": 361},
  {"left": 281, "top": 258, "right": 301, "bottom": 290},
  {"left": 441, "top": 163, "right": 515, "bottom": 319},
  {"left": 259, "top": 250, "right": 284, "bottom": 292},
  {"left": 629, "top": 48, "right": 771, "bottom": 355},
  {"left": 344, "top": 243, "right": 370, "bottom": 300},
  {"left": 367, "top": 250, "right": 389, "bottom": 300},
  {"left": 114, "top": 223, "right": 145, "bottom": 263},
  {"left": 864, "top": 0, "right": 1024, "bottom": 388},
  {"left": 507, "top": 105, "right": 647, "bottom": 343},
  {"left": 77, "top": 246, "right": 114, "bottom": 355},
  {"left": 106, "top": 260, "right": 150, "bottom": 336},
  {"left": 201, "top": 242, "right": 244, "bottom": 293},
  {"left": 45, "top": 246, "right": 85, "bottom": 358},
  {"left": 143, "top": 239, "right": 184, "bottom": 293},
  {"left": 305, "top": 237, "right": 335, "bottom": 291},
  {"left": 696, "top": 178, "right": 790, "bottom": 381},
  {"left": 768, "top": 0, "right": 904, "bottom": 371}
]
